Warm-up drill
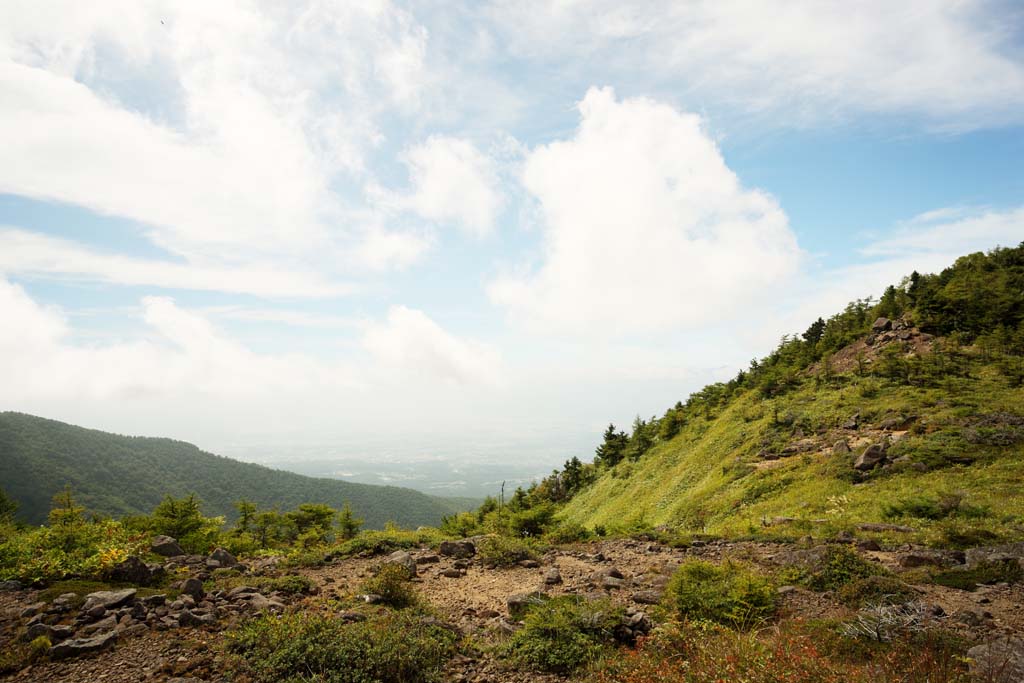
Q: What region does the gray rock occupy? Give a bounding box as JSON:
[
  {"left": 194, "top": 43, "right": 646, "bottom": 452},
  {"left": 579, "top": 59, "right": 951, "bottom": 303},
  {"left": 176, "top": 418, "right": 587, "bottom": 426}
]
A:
[
  {"left": 20, "top": 602, "right": 45, "bottom": 619},
  {"left": 151, "top": 535, "right": 185, "bottom": 556},
  {"left": 899, "top": 550, "right": 965, "bottom": 568},
  {"left": 85, "top": 604, "right": 107, "bottom": 620},
  {"left": 416, "top": 554, "right": 440, "bottom": 564},
  {"left": 967, "top": 637, "right": 1024, "bottom": 683},
  {"left": 438, "top": 540, "right": 476, "bottom": 559},
  {"left": 48, "top": 631, "right": 118, "bottom": 659},
  {"left": 26, "top": 622, "right": 54, "bottom": 640},
  {"left": 0, "top": 580, "right": 23, "bottom": 591},
  {"left": 384, "top": 550, "right": 417, "bottom": 577},
  {"left": 178, "top": 609, "right": 215, "bottom": 627},
  {"left": 872, "top": 317, "right": 892, "bottom": 332},
  {"left": 103, "top": 555, "right": 155, "bottom": 586},
  {"left": 857, "top": 522, "right": 915, "bottom": 533},
  {"left": 857, "top": 539, "right": 882, "bottom": 551},
  {"left": 602, "top": 576, "right": 625, "bottom": 590},
  {"left": 631, "top": 590, "right": 662, "bottom": 605},
  {"left": 518, "top": 559, "right": 540, "bottom": 569},
  {"left": 209, "top": 547, "right": 238, "bottom": 567},
  {"left": 83, "top": 588, "right": 137, "bottom": 611},
  {"left": 80, "top": 614, "right": 117, "bottom": 636},
  {"left": 832, "top": 440, "right": 850, "bottom": 455},
  {"left": 439, "top": 568, "right": 463, "bottom": 578},
  {"left": 544, "top": 568, "right": 562, "bottom": 585},
  {"left": 227, "top": 585, "right": 259, "bottom": 600},
  {"left": 507, "top": 591, "right": 547, "bottom": 618},
  {"left": 854, "top": 443, "right": 887, "bottom": 471},
  {"left": 181, "top": 577, "right": 205, "bottom": 601}
]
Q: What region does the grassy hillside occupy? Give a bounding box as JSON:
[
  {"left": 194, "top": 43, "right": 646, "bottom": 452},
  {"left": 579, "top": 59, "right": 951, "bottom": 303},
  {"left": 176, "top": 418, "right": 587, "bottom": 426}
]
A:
[
  {"left": 0, "top": 412, "right": 473, "bottom": 529},
  {"left": 555, "top": 244, "right": 1024, "bottom": 545}
]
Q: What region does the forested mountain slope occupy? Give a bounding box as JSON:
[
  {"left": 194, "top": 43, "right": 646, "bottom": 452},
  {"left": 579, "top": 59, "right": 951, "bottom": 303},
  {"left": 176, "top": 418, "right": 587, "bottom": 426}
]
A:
[
  {"left": 0, "top": 412, "right": 473, "bottom": 528},
  {"left": 553, "top": 244, "right": 1024, "bottom": 545}
]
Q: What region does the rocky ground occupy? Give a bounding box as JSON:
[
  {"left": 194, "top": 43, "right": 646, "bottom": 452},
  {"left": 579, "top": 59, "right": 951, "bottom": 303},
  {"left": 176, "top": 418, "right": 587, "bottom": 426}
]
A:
[{"left": 1, "top": 535, "right": 1023, "bottom": 682}]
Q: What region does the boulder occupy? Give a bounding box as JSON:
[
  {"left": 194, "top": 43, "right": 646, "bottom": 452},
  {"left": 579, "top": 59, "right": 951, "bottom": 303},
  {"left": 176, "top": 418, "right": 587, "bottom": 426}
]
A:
[
  {"left": 872, "top": 317, "right": 892, "bottom": 332},
  {"left": 854, "top": 444, "right": 887, "bottom": 471},
  {"left": 384, "top": 550, "right": 417, "bottom": 577},
  {"left": 48, "top": 631, "right": 118, "bottom": 660},
  {"left": 842, "top": 414, "right": 860, "bottom": 430},
  {"left": 438, "top": 540, "right": 476, "bottom": 559},
  {"left": 151, "top": 535, "right": 185, "bottom": 557},
  {"left": 439, "top": 568, "right": 463, "bottom": 578},
  {"left": 178, "top": 609, "right": 215, "bottom": 627},
  {"left": 857, "top": 522, "right": 915, "bottom": 533},
  {"left": 602, "top": 576, "right": 625, "bottom": 590},
  {"left": 83, "top": 588, "right": 136, "bottom": 611},
  {"left": 832, "top": 440, "right": 850, "bottom": 455},
  {"left": 209, "top": 547, "right": 238, "bottom": 567},
  {"left": 507, "top": 591, "right": 547, "bottom": 619},
  {"left": 181, "top": 578, "right": 205, "bottom": 601},
  {"left": 967, "top": 637, "right": 1024, "bottom": 683},
  {"left": 898, "top": 550, "right": 965, "bottom": 568},
  {"left": 631, "top": 590, "right": 662, "bottom": 605},
  {"left": 0, "top": 580, "right": 23, "bottom": 592},
  {"left": 416, "top": 554, "right": 440, "bottom": 564},
  {"left": 103, "top": 556, "right": 155, "bottom": 586},
  {"left": 543, "top": 568, "right": 562, "bottom": 585}
]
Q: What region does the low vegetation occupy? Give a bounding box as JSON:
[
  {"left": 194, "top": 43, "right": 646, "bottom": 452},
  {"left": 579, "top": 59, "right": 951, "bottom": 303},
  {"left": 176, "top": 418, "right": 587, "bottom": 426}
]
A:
[
  {"left": 663, "top": 559, "right": 776, "bottom": 628},
  {"left": 225, "top": 611, "right": 458, "bottom": 683},
  {"left": 502, "top": 596, "right": 623, "bottom": 674}
]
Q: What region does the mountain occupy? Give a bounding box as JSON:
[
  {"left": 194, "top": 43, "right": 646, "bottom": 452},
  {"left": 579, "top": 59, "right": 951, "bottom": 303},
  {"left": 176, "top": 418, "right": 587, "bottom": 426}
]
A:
[
  {"left": 556, "top": 244, "right": 1024, "bottom": 543},
  {"left": 0, "top": 412, "right": 475, "bottom": 528}
]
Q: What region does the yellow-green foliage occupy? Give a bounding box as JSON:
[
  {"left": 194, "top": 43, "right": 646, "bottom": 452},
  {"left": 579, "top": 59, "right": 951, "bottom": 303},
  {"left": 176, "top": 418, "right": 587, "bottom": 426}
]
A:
[
  {"left": 0, "top": 519, "right": 148, "bottom": 584},
  {"left": 560, "top": 362, "right": 1024, "bottom": 545},
  {"left": 664, "top": 560, "right": 775, "bottom": 628}
]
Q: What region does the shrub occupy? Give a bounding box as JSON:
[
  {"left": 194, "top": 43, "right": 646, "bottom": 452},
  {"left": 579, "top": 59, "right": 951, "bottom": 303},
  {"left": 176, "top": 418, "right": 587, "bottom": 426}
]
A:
[
  {"left": 503, "top": 596, "right": 622, "bottom": 674},
  {"left": 805, "top": 546, "right": 887, "bottom": 592},
  {"left": 360, "top": 564, "right": 417, "bottom": 608},
  {"left": 544, "top": 522, "right": 591, "bottom": 544},
  {"left": 927, "top": 560, "right": 1023, "bottom": 591},
  {"left": 226, "top": 611, "right": 457, "bottom": 683},
  {"left": 838, "top": 576, "right": 917, "bottom": 608},
  {"left": 509, "top": 504, "right": 556, "bottom": 537},
  {"left": 883, "top": 494, "right": 988, "bottom": 521},
  {"left": 476, "top": 536, "right": 540, "bottom": 568},
  {"left": 664, "top": 560, "right": 775, "bottom": 628}
]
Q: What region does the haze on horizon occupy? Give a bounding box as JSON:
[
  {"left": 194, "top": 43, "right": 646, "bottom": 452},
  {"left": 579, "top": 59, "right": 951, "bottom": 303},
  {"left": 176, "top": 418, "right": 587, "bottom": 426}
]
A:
[{"left": 1, "top": 1, "right": 1023, "bottom": 492}]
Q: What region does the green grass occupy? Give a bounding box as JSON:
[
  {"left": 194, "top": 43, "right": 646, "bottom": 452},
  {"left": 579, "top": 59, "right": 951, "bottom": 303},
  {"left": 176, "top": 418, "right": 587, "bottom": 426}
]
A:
[
  {"left": 663, "top": 559, "right": 776, "bottom": 628},
  {"left": 225, "top": 610, "right": 458, "bottom": 683},
  {"left": 560, "top": 361, "right": 1024, "bottom": 546},
  {"left": 502, "top": 595, "right": 623, "bottom": 674}
]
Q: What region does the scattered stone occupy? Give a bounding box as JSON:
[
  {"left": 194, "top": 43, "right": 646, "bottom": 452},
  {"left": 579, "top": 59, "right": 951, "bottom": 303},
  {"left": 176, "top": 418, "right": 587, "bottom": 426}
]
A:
[
  {"left": 518, "top": 559, "right": 540, "bottom": 569},
  {"left": 384, "top": 550, "right": 418, "bottom": 577},
  {"left": 832, "top": 440, "right": 851, "bottom": 455},
  {"left": 872, "top": 317, "right": 892, "bottom": 333},
  {"left": 602, "top": 576, "right": 625, "bottom": 590},
  {"left": 439, "top": 540, "right": 476, "bottom": 559},
  {"left": 967, "top": 637, "right": 1024, "bottom": 683},
  {"left": 857, "top": 539, "right": 882, "bottom": 552},
  {"left": 0, "top": 580, "right": 23, "bottom": 591},
  {"left": 440, "top": 568, "right": 463, "bottom": 578},
  {"left": 85, "top": 604, "right": 107, "bottom": 620},
  {"left": 417, "top": 554, "right": 440, "bottom": 564},
  {"left": 507, "top": 591, "right": 547, "bottom": 618},
  {"left": 48, "top": 631, "right": 118, "bottom": 659},
  {"left": 854, "top": 443, "right": 887, "bottom": 471},
  {"left": 103, "top": 555, "right": 156, "bottom": 586},
  {"left": 544, "top": 568, "right": 562, "bottom": 585},
  {"left": 857, "top": 522, "right": 915, "bottom": 533},
  {"left": 899, "top": 550, "right": 965, "bottom": 568},
  {"left": 842, "top": 414, "right": 860, "bottom": 430},
  {"left": 151, "top": 535, "right": 185, "bottom": 557},
  {"left": 181, "top": 578, "right": 205, "bottom": 601},
  {"left": 83, "top": 588, "right": 137, "bottom": 611},
  {"left": 632, "top": 590, "right": 662, "bottom": 605},
  {"left": 178, "top": 609, "right": 214, "bottom": 628},
  {"left": 209, "top": 547, "right": 238, "bottom": 567},
  {"left": 19, "top": 602, "right": 44, "bottom": 619},
  {"left": 777, "top": 585, "right": 798, "bottom": 596}
]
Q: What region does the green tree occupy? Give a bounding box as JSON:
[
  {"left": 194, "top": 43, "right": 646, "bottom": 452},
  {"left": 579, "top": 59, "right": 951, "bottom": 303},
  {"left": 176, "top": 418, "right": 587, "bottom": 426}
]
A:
[
  {"left": 0, "top": 487, "right": 17, "bottom": 523},
  {"left": 287, "top": 503, "right": 336, "bottom": 536},
  {"left": 594, "top": 424, "right": 628, "bottom": 468},
  {"left": 337, "top": 502, "right": 363, "bottom": 540},
  {"left": 254, "top": 510, "right": 284, "bottom": 548},
  {"left": 48, "top": 485, "right": 86, "bottom": 552},
  {"left": 234, "top": 499, "right": 257, "bottom": 535}
]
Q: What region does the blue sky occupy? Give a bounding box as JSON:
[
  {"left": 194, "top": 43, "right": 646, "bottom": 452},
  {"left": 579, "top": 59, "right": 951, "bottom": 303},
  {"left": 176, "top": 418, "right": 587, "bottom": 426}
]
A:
[{"left": 1, "top": 1, "right": 1022, "bottom": 476}]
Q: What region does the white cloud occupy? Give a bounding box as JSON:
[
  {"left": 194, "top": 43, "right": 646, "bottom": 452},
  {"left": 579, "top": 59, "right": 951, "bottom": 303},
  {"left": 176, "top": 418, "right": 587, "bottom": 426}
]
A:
[
  {"left": 0, "top": 228, "right": 351, "bottom": 298},
  {"left": 399, "top": 136, "right": 504, "bottom": 237},
  {"left": 485, "top": 0, "right": 1024, "bottom": 130},
  {"left": 362, "top": 306, "right": 503, "bottom": 385},
  {"left": 489, "top": 87, "right": 801, "bottom": 334},
  {"left": 860, "top": 207, "right": 1024, "bottom": 258},
  {"left": 0, "top": 1, "right": 433, "bottom": 271}
]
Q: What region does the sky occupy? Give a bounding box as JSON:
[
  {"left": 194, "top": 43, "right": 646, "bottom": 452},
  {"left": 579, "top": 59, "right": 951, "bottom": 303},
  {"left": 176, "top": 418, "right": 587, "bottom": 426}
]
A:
[{"left": 1, "top": 1, "right": 1023, "bottom": 486}]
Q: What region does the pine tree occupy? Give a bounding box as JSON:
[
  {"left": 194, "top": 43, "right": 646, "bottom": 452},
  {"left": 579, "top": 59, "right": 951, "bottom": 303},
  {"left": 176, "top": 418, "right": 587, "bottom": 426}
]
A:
[{"left": 337, "top": 502, "right": 363, "bottom": 540}]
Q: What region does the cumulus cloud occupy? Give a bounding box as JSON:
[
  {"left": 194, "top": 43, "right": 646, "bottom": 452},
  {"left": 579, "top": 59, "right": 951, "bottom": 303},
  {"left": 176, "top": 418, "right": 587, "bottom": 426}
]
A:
[
  {"left": 400, "top": 136, "right": 504, "bottom": 237},
  {"left": 484, "top": 0, "right": 1024, "bottom": 130},
  {"left": 0, "top": 0, "right": 432, "bottom": 271},
  {"left": 489, "top": 87, "right": 801, "bottom": 334},
  {"left": 362, "top": 306, "right": 503, "bottom": 385}
]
